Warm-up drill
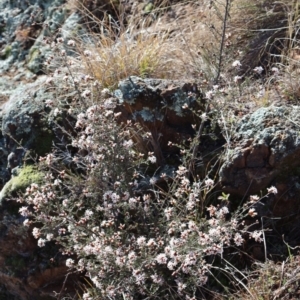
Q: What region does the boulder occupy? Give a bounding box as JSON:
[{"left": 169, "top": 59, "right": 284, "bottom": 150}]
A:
[
  {"left": 115, "top": 76, "right": 204, "bottom": 163},
  {"left": 219, "top": 106, "right": 300, "bottom": 196}
]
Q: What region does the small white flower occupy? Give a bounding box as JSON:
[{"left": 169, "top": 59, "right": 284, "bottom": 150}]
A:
[
  {"left": 205, "top": 90, "right": 214, "bottom": 100},
  {"left": 46, "top": 233, "right": 54, "bottom": 241},
  {"left": 45, "top": 99, "right": 54, "bottom": 107},
  {"left": 81, "top": 89, "right": 91, "bottom": 98},
  {"left": 248, "top": 208, "right": 257, "bottom": 217},
  {"left": 53, "top": 108, "right": 61, "bottom": 117},
  {"left": 66, "top": 258, "right": 75, "bottom": 268},
  {"left": 137, "top": 236, "right": 146, "bottom": 246},
  {"left": 205, "top": 178, "right": 214, "bottom": 187},
  {"left": 101, "top": 88, "right": 111, "bottom": 97},
  {"left": 83, "top": 50, "right": 92, "bottom": 57},
  {"left": 67, "top": 39, "right": 76, "bottom": 47},
  {"left": 234, "top": 233, "right": 244, "bottom": 246},
  {"left": 148, "top": 155, "right": 157, "bottom": 164},
  {"left": 82, "top": 292, "right": 92, "bottom": 300},
  {"left": 32, "top": 227, "right": 41, "bottom": 239},
  {"left": 156, "top": 253, "right": 168, "bottom": 264},
  {"left": 234, "top": 75, "right": 242, "bottom": 83},
  {"left": 23, "top": 219, "right": 30, "bottom": 227},
  {"left": 85, "top": 209, "right": 94, "bottom": 219},
  {"left": 149, "top": 177, "right": 157, "bottom": 185},
  {"left": 250, "top": 230, "right": 263, "bottom": 242},
  {"left": 267, "top": 186, "right": 278, "bottom": 194},
  {"left": 19, "top": 206, "right": 30, "bottom": 217},
  {"left": 271, "top": 67, "right": 279, "bottom": 75},
  {"left": 249, "top": 195, "right": 260, "bottom": 203},
  {"left": 253, "top": 66, "right": 264, "bottom": 74},
  {"left": 123, "top": 139, "right": 133, "bottom": 148},
  {"left": 201, "top": 113, "right": 208, "bottom": 120},
  {"left": 151, "top": 274, "right": 164, "bottom": 285},
  {"left": 232, "top": 60, "right": 241, "bottom": 67},
  {"left": 62, "top": 199, "right": 69, "bottom": 207},
  {"left": 37, "top": 238, "right": 46, "bottom": 247},
  {"left": 164, "top": 207, "right": 173, "bottom": 220}
]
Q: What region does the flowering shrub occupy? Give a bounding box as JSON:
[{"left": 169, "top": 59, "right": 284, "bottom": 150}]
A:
[
  {"left": 14, "top": 0, "right": 297, "bottom": 295},
  {"left": 13, "top": 37, "right": 281, "bottom": 298}
]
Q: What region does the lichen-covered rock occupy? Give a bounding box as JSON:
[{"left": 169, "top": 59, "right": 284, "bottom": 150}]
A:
[
  {"left": 219, "top": 106, "right": 300, "bottom": 196},
  {"left": 114, "top": 76, "right": 224, "bottom": 173},
  {"left": 115, "top": 76, "right": 203, "bottom": 163},
  {"left": 1, "top": 76, "right": 54, "bottom": 148},
  {"left": 0, "top": 0, "right": 71, "bottom": 75},
  {"left": 0, "top": 76, "right": 55, "bottom": 190}
]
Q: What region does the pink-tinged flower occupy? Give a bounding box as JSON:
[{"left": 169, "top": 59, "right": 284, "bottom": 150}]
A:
[
  {"left": 205, "top": 90, "right": 214, "bottom": 100},
  {"left": 207, "top": 205, "right": 217, "bottom": 217},
  {"left": 234, "top": 233, "right": 244, "bottom": 246},
  {"left": 156, "top": 253, "right": 168, "bottom": 264},
  {"left": 205, "top": 178, "right": 214, "bottom": 187},
  {"left": 267, "top": 186, "right": 278, "bottom": 194},
  {"left": 249, "top": 195, "right": 260, "bottom": 203},
  {"left": 250, "top": 230, "right": 263, "bottom": 242},
  {"left": 253, "top": 66, "right": 264, "bottom": 74},
  {"left": 66, "top": 258, "right": 75, "bottom": 268},
  {"left": 248, "top": 208, "right": 257, "bottom": 217},
  {"left": 82, "top": 292, "right": 92, "bottom": 300},
  {"left": 151, "top": 274, "right": 164, "bottom": 285},
  {"left": 147, "top": 238, "right": 157, "bottom": 248},
  {"left": 175, "top": 279, "right": 187, "bottom": 293},
  {"left": 67, "top": 39, "right": 76, "bottom": 47},
  {"left": 81, "top": 89, "right": 91, "bottom": 98},
  {"left": 136, "top": 236, "right": 146, "bottom": 247},
  {"left": 19, "top": 206, "right": 30, "bottom": 217}
]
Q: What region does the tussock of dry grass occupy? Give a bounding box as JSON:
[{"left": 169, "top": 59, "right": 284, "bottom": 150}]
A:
[{"left": 232, "top": 256, "right": 300, "bottom": 300}]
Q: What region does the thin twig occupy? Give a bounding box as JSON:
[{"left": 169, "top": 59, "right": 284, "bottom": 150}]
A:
[
  {"left": 214, "top": 0, "right": 231, "bottom": 84},
  {"left": 57, "top": 271, "right": 75, "bottom": 300},
  {"left": 189, "top": 103, "right": 210, "bottom": 177}
]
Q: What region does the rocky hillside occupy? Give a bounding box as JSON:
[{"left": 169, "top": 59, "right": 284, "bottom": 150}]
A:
[{"left": 0, "top": 0, "right": 300, "bottom": 299}]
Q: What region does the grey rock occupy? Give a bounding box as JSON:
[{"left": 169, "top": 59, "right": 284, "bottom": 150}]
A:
[{"left": 219, "top": 105, "right": 300, "bottom": 196}]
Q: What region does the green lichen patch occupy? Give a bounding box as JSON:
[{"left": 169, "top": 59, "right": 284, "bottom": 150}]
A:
[
  {"left": 27, "top": 47, "right": 42, "bottom": 73},
  {"left": 0, "top": 45, "right": 11, "bottom": 60},
  {"left": 0, "top": 165, "right": 44, "bottom": 203}
]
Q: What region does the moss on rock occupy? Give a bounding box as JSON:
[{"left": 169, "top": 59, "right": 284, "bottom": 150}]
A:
[{"left": 0, "top": 165, "right": 44, "bottom": 203}]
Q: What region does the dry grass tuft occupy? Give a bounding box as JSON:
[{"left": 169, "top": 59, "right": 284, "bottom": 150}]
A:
[
  {"left": 231, "top": 0, "right": 300, "bottom": 75},
  {"left": 232, "top": 255, "right": 300, "bottom": 300},
  {"left": 79, "top": 25, "right": 174, "bottom": 88}
]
